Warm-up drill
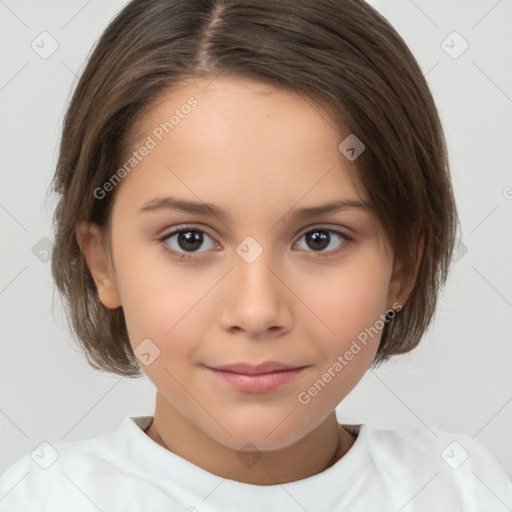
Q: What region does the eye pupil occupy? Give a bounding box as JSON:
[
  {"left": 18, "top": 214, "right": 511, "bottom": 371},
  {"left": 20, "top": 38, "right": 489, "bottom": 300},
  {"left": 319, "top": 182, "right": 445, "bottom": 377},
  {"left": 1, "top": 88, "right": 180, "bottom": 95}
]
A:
[
  {"left": 178, "top": 230, "right": 203, "bottom": 251},
  {"left": 307, "top": 230, "right": 329, "bottom": 251}
]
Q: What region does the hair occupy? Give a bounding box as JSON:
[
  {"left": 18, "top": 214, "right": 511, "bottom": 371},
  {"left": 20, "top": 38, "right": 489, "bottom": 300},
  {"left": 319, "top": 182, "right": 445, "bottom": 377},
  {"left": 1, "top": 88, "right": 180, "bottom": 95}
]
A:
[{"left": 50, "top": 0, "right": 458, "bottom": 377}]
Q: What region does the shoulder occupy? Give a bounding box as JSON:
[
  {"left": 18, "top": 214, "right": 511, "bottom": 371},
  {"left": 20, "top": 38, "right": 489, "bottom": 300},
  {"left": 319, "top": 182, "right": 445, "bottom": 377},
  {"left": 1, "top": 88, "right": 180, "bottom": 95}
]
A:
[
  {"left": 358, "top": 422, "right": 512, "bottom": 509},
  {"left": 0, "top": 416, "right": 159, "bottom": 511},
  {"left": 0, "top": 431, "right": 121, "bottom": 511},
  {"left": 0, "top": 443, "right": 95, "bottom": 511}
]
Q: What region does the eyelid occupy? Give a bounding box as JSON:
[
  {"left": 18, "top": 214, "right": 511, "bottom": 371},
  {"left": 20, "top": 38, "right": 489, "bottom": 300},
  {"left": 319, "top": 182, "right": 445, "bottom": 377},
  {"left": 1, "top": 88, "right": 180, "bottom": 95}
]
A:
[
  {"left": 160, "top": 223, "right": 351, "bottom": 242},
  {"left": 295, "top": 222, "right": 352, "bottom": 237},
  {"left": 160, "top": 223, "right": 216, "bottom": 239}
]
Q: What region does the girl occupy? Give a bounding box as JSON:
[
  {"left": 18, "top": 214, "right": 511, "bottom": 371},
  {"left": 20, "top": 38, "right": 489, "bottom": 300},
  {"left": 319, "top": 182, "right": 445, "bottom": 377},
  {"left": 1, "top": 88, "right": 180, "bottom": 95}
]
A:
[{"left": 1, "top": 0, "right": 511, "bottom": 510}]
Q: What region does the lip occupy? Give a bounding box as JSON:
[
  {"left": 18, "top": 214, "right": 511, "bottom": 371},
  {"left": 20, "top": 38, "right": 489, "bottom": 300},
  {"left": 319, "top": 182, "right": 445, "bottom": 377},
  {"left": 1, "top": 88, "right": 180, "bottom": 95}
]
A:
[
  {"left": 205, "top": 362, "right": 308, "bottom": 393},
  {"left": 209, "top": 361, "right": 304, "bottom": 375}
]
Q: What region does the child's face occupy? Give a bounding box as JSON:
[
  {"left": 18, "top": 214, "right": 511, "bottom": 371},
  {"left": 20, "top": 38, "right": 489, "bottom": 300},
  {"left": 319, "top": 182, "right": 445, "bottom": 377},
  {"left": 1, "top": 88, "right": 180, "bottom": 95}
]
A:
[{"left": 95, "top": 76, "right": 401, "bottom": 451}]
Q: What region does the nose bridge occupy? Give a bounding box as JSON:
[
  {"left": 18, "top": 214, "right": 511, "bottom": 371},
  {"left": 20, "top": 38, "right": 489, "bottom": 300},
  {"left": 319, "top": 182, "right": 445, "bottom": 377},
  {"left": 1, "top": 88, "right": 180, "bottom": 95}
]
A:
[
  {"left": 219, "top": 234, "right": 292, "bottom": 335},
  {"left": 233, "top": 234, "right": 280, "bottom": 296}
]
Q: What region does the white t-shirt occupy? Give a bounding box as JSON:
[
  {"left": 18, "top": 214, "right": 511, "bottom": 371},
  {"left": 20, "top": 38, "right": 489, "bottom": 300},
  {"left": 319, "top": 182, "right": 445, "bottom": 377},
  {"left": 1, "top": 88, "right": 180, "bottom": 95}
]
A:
[{"left": 1, "top": 416, "right": 511, "bottom": 511}]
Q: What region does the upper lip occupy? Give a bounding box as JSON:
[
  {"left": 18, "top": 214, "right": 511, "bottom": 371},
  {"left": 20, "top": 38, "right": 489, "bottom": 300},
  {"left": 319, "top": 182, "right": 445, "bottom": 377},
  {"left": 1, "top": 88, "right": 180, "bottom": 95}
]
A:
[{"left": 206, "top": 362, "right": 306, "bottom": 375}]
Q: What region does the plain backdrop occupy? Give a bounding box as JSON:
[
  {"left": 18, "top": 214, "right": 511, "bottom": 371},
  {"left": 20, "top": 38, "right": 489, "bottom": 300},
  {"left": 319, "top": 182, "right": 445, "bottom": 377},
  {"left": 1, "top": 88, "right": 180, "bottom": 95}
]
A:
[{"left": 1, "top": 0, "right": 511, "bottom": 482}]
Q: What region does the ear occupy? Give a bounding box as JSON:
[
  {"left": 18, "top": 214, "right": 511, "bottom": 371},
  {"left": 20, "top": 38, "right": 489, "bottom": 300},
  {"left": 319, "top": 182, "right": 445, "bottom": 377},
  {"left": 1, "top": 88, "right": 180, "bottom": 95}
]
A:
[
  {"left": 75, "top": 221, "right": 121, "bottom": 309},
  {"left": 386, "top": 235, "right": 425, "bottom": 310}
]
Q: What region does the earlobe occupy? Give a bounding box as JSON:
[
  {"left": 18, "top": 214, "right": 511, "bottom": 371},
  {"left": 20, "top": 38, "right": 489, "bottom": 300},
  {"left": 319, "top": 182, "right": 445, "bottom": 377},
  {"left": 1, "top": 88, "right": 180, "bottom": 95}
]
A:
[
  {"left": 386, "top": 264, "right": 407, "bottom": 311},
  {"left": 75, "top": 221, "right": 121, "bottom": 309},
  {"left": 387, "top": 235, "right": 425, "bottom": 310}
]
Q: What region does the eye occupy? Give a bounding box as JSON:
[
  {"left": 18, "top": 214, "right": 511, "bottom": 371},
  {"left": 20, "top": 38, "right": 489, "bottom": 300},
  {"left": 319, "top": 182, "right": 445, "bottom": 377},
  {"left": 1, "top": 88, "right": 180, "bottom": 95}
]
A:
[
  {"left": 294, "top": 228, "right": 349, "bottom": 258},
  {"left": 161, "top": 226, "right": 218, "bottom": 260},
  {"left": 160, "top": 225, "right": 351, "bottom": 261}
]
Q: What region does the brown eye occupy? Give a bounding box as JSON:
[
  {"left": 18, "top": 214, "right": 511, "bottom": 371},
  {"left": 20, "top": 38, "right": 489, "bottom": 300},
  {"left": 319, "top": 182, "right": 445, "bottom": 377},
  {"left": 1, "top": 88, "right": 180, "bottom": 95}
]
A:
[
  {"left": 295, "top": 228, "right": 349, "bottom": 257},
  {"left": 161, "top": 227, "right": 218, "bottom": 258},
  {"left": 304, "top": 230, "right": 330, "bottom": 251},
  {"left": 175, "top": 230, "right": 204, "bottom": 251}
]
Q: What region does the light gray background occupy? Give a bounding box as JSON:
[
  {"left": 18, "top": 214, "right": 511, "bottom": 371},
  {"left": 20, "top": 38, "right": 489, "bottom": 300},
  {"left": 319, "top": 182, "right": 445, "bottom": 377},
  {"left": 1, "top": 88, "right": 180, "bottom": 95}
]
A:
[{"left": 1, "top": 0, "right": 511, "bottom": 485}]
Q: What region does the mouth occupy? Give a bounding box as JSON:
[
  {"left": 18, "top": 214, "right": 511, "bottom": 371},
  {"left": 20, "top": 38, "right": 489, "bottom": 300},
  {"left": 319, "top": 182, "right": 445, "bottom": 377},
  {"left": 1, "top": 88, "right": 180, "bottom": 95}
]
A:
[{"left": 204, "top": 361, "right": 309, "bottom": 393}]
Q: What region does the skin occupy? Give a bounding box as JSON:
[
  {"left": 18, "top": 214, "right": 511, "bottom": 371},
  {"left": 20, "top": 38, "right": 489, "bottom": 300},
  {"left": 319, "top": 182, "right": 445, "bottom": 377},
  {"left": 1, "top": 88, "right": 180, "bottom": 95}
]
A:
[{"left": 76, "top": 75, "right": 411, "bottom": 485}]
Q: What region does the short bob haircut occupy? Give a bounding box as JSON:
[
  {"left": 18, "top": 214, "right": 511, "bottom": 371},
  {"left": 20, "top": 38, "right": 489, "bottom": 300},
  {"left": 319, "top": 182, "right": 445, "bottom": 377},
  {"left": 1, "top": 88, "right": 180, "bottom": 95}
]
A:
[{"left": 51, "top": 0, "right": 458, "bottom": 377}]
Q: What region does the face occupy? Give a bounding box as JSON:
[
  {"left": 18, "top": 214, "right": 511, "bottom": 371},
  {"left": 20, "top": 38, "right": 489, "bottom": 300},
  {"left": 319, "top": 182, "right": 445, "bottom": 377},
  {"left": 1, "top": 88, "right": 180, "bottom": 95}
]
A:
[{"left": 85, "top": 76, "right": 401, "bottom": 452}]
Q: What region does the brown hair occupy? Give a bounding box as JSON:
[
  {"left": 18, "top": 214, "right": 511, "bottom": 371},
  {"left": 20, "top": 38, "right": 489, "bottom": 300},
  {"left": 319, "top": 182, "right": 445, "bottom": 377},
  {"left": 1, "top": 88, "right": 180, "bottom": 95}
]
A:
[{"left": 50, "top": 0, "right": 458, "bottom": 377}]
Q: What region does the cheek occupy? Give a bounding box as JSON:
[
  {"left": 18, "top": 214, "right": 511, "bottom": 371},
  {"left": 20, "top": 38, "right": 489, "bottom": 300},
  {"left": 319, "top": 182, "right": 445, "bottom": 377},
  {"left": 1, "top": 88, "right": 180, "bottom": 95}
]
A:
[
  {"left": 299, "top": 254, "right": 392, "bottom": 340},
  {"left": 120, "top": 279, "right": 205, "bottom": 352},
  {"left": 292, "top": 261, "right": 391, "bottom": 410},
  {"left": 111, "top": 241, "right": 174, "bottom": 338},
  {"left": 295, "top": 253, "right": 393, "bottom": 397},
  {"left": 113, "top": 244, "right": 218, "bottom": 359}
]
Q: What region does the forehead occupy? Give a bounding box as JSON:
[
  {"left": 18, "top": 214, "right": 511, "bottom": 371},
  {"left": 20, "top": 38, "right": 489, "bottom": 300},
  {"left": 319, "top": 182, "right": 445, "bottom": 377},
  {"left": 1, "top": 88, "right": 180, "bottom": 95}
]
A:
[
  {"left": 116, "top": 76, "right": 365, "bottom": 214},
  {"left": 132, "top": 75, "right": 346, "bottom": 153}
]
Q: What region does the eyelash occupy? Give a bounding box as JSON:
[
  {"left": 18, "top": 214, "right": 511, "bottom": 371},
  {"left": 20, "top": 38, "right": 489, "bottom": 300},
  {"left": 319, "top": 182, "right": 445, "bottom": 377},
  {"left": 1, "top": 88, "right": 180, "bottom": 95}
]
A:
[{"left": 159, "top": 225, "right": 352, "bottom": 261}]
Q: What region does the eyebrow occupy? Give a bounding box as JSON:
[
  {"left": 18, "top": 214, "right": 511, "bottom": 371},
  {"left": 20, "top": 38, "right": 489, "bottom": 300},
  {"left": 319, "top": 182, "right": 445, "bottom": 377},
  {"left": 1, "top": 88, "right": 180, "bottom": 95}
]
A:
[{"left": 138, "top": 196, "right": 369, "bottom": 220}]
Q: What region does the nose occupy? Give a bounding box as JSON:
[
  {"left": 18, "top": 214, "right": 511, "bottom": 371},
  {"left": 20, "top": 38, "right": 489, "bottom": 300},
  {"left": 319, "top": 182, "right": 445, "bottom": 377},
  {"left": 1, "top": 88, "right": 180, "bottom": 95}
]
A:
[{"left": 218, "top": 245, "right": 293, "bottom": 338}]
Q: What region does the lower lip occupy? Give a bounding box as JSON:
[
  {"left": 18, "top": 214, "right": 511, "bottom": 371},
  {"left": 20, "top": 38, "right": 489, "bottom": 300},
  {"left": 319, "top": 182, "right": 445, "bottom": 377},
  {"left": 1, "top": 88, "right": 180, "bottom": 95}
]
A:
[{"left": 207, "top": 367, "right": 306, "bottom": 393}]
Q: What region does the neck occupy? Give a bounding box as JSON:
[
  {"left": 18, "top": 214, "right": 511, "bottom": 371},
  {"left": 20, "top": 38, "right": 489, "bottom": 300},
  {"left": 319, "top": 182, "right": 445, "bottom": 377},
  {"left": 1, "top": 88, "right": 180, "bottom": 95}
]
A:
[{"left": 145, "top": 392, "right": 355, "bottom": 485}]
